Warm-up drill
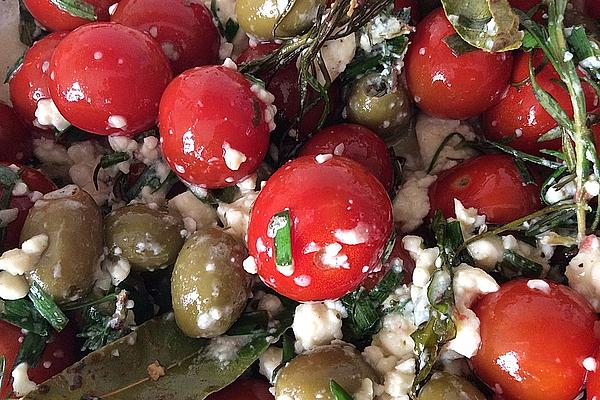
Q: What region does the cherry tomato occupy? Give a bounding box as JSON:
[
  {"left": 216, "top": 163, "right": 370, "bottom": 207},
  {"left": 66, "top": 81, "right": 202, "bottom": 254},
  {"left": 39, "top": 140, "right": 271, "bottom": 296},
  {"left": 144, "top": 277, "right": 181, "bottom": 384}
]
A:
[
  {"left": 248, "top": 156, "right": 393, "bottom": 302},
  {"left": 207, "top": 379, "right": 273, "bottom": 400},
  {"left": 394, "top": 0, "right": 420, "bottom": 21},
  {"left": 483, "top": 50, "right": 599, "bottom": 154},
  {"left": 298, "top": 123, "right": 394, "bottom": 191},
  {"left": 586, "top": 351, "right": 600, "bottom": 400},
  {"left": 111, "top": 0, "right": 220, "bottom": 75},
  {"left": 1, "top": 163, "right": 57, "bottom": 251},
  {"left": 428, "top": 154, "right": 542, "bottom": 224},
  {"left": 508, "top": 0, "right": 541, "bottom": 10},
  {"left": 586, "top": 0, "right": 600, "bottom": 19},
  {"left": 159, "top": 65, "right": 273, "bottom": 188},
  {"left": 362, "top": 232, "right": 415, "bottom": 290},
  {"left": 236, "top": 43, "right": 339, "bottom": 139},
  {"left": 22, "top": 0, "right": 113, "bottom": 32},
  {"left": 48, "top": 23, "right": 173, "bottom": 136},
  {"left": 404, "top": 8, "right": 513, "bottom": 120},
  {"left": 472, "top": 279, "right": 599, "bottom": 400},
  {"left": 0, "top": 321, "right": 79, "bottom": 398},
  {"left": 0, "top": 103, "right": 32, "bottom": 163},
  {"left": 9, "top": 32, "right": 68, "bottom": 128}
]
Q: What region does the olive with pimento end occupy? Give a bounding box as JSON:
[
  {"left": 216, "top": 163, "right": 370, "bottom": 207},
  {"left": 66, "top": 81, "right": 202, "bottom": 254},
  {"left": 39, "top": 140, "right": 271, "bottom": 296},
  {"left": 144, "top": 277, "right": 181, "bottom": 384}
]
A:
[
  {"left": 20, "top": 185, "right": 103, "bottom": 303},
  {"left": 171, "top": 227, "right": 252, "bottom": 338}
]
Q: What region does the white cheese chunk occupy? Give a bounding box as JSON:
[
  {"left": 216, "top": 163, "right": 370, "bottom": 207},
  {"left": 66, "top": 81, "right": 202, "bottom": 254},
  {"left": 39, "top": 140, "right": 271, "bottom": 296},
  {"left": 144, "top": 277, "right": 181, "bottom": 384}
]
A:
[
  {"left": 566, "top": 235, "right": 600, "bottom": 312},
  {"left": 168, "top": 191, "right": 218, "bottom": 235},
  {"left": 393, "top": 172, "right": 437, "bottom": 233},
  {"left": 292, "top": 302, "right": 344, "bottom": 352},
  {"left": 12, "top": 363, "right": 37, "bottom": 397},
  {"left": 258, "top": 346, "right": 283, "bottom": 383},
  {"left": 0, "top": 271, "right": 29, "bottom": 300},
  {"left": 34, "top": 98, "right": 70, "bottom": 131}
]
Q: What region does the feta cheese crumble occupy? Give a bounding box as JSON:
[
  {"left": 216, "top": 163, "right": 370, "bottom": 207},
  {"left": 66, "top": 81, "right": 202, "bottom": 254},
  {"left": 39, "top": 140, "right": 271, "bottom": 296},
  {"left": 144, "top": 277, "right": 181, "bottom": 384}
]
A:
[{"left": 292, "top": 301, "right": 346, "bottom": 352}]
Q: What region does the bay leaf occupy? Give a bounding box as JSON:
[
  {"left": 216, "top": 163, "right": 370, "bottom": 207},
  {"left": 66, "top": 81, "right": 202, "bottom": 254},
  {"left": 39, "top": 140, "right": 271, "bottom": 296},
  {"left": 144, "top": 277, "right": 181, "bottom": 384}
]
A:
[
  {"left": 25, "top": 310, "right": 292, "bottom": 399},
  {"left": 440, "top": 0, "right": 523, "bottom": 52}
]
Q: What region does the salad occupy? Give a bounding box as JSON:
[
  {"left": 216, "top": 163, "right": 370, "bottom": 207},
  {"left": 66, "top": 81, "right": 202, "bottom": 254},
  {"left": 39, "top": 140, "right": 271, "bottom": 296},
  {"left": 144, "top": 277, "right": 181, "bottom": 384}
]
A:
[{"left": 0, "top": 0, "right": 600, "bottom": 399}]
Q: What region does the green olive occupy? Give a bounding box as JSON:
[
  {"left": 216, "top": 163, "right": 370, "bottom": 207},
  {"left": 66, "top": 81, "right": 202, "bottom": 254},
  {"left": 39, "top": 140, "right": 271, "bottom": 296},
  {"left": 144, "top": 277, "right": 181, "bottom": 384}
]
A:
[
  {"left": 171, "top": 227, "right": 251, "bottom": 338},
  {"left": 20, "top": 185, "right": 103, "bottom": 303},
  {"left": 275, "top": 343, "right": 378, "bottom": 400},
  {"left": 235, "top": 0, "right": 324, "bottom": 41},
  {"left": 347, "top": 73, "right": 413, "bottom": 144},
  {"left": 417, "top": 372, "right": 486, "bottom": 400},
  {"left": 104, "top": 204, "right": 185, "bottom": 271}
]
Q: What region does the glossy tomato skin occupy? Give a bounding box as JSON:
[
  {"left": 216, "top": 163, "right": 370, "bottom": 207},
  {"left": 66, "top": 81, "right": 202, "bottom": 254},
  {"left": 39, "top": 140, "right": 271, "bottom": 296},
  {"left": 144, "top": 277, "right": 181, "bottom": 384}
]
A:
[
  {"left": 207, "top": 379, "right": 273, "bottom": 400},
  {"left": 483, "top": 50, "right": 599, "bottom": 154},
  {"left": 48, "top": 23, "right": 173, "bottom": 136},
  {"left": 1, "top": 163, "right": 57, "bottom": 251},
  {"left": 159, "top": 65, "right": 272, "bottom": 188},
  {"left": 248, "top": 156, "right": 393, "bottom": 302},
  {"left": 9, "top": 32, "right": 68, "bottom": 128},
  {"left": 472, "top": 279, "right": 599, "bottom": 400},
  {"left": 362, "top": 232, "right": 415, "bottom": 291},
  {"left": 586, "top": 351, "right": 600, "bottom": 400},
  {"left": 298, "top": 123, "right": 394, "bottom": 191},
  {"left": 0, "top": 103, "right": 32, "bottom": 163},
  {"left": 111, "top": 0, "right": 220, "bottom": 74},
  {"left": 0, "top": 321, "right": 79, "bottom": 398},
  {"left": 236, "top": 43, "right": 339, "bottom": 139},
  {"left": 405, "top": 8, "right": 513, "bottom": 120},
  {"left": 22, "top": 0, "right": 113, "bottom": 32},
  {"left": 428, "top": 154, "right": 542, "bottom": 224}
]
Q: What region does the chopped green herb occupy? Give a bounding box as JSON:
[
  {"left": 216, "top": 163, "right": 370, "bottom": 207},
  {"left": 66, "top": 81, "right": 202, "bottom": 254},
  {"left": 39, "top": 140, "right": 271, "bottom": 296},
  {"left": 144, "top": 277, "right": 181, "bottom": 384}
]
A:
[
  {"left": 4, "top": 54, "right": 24, "bottom": 84},
  {"left": 28, "top": 282, "right": 68, "bottom": 332},
  {"left": 15, "top": 332, "right": 47, "bottom": 368},
  {"left": 330, "top": 380, "right": 354, "bottom": 400},
  {"left": 502, "top": 250, "right": 544, "bottom": 277},
  {"left": 269, "top": 210, "right": 293, "bottom": 274},
  {"left": 49, "top": 0, "right": 96, "bottom": 21}
]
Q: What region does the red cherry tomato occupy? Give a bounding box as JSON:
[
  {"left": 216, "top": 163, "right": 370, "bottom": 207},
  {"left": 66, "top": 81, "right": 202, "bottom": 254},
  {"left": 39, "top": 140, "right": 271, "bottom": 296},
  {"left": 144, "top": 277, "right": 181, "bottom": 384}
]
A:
[
  {"left": 0, "top": 103, "right": 32, "bottom": 163},
  {"left": 362, "top": 232, "right": 415, "bottom": 290},
  {"left": 207, "top": 379, "right": 273, "bottom": 400},
  {"left": 394, "top": 0, "right": 420, "bottom": 21},
  {"left": 0, "top": 321, "right": 79, "bottom": 398},
  {"left": 236, "top": 43, "right": 339, "bottom": 139},
  {"left": 22, "top": 0, "right": 113, "bottom": 32},
  {"left": 483, "top": 50, "right": 599, "bottom": 154},
  {"left": 586, "top": 351, "right": 600, "bottom": 400},
  {"left": 428, "top": 154, "right": 542, "bottom": 224},
  {"left": 586, "top": 0, "right": 600, "bottom": 19},
  {"left": 1, "top": 163, "right": 56, "bottom": 251},
  {"left": 159, "top": 65, "right": 273, "bottom": 188},
  {"left": 48, "top": 22, "right": 173, "bottom": 136},
  {"left": 9, "top": 32, "right": 68, "bottom": 128},
  {"left": 111, "top": 0, "right": 220, "bottom": 75},
  {"left": 405, "top": 8, "right": 513, "bottom": 120},
  {"left": 248, "top": 156, "right": 393, "bottom": 302},
  {"left": 472, "top": 279, "right": 599, "bottom": 400},
  {"left": 508, "top": 0, "right": 541, "bottom": 10},
  {"left": 298, "top": 123, "right": 394, "bottom": 191}
]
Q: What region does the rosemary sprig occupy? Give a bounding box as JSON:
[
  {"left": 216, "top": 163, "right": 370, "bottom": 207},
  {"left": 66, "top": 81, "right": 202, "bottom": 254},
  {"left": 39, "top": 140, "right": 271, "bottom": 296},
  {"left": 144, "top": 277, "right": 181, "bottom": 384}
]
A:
[{"left": 518, "top": 3, "right": 599, "bottom": 241}]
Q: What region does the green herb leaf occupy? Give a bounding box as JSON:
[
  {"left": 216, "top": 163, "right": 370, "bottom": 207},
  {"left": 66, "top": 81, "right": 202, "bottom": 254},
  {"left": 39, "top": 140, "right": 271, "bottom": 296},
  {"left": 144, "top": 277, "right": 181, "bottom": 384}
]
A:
[
  {"left": 443, "top": 33, "right": 478, "bottom": 56},
  {"left": 24, "top": 309, "right": 293, "bottom": 399},
  {"left": 269, "top": 210, "right": 293, "bottom": 274},
  {"left": 330, "top": 380, "right": 354, "bottom": 400},
  {"left": 502, "top": 249, "right": 543, "bottom": 277},
  {"left": 15, "top": 332, "right": 47, "bottom": 368},
  {"left": 440, "top": 0, "right": 523, "bottom": 52},
  {"left": 0, "top": 165, "right": 21, "bottom": 189},
  {"left": 0, "top": 299, "right": 49, "bottom": 336},
  {"left": 0, "top": 355, "right": 5, "bottom": 389},
  {"left": 224, "top": 19, "right": 239, "bottom": 42},
  {"left": 49, "top": 0, "right": 96, "bottom": 21},
  {"left": 225, "top": 310, "right": 269, "bottom": 335},
  {"left": 4, "top": 54, "right": 24, "bottom": 84},
  {"left": 28, "top": 281, "right": 68, "bottom": 332},
  {"left": 271, "top": 332, "right": 296, "bottom": 380}
]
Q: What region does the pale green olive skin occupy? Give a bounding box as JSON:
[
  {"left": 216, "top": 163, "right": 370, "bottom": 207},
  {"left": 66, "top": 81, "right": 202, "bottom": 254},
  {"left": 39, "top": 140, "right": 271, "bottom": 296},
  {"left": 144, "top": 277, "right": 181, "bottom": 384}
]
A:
[
  {"left": 417, "top": 372, "right": 486, "bottom": 400},
  {"left": 275, "top": 343, "right": 378, "bottom": 400},
  {"left": 20, "top": 185, "right": 103, "bottom": 303},
  {"left": 347, "top": 73, "right": 413, "bottom": 144},
  {"left": 235, "top": 0, "right": 325, "bottom": 40},
  {"left": 104, "top": 204, "right": 185, "bottom": 271},
  {"left": 171, "top": 227, "right": 252, "bottom": 338}
]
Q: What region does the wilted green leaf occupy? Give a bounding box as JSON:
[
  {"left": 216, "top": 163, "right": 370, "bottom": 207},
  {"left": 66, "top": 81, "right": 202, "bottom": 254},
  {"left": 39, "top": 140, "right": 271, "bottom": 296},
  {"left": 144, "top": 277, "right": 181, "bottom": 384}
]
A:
[
  {"left": 25, "top": 310, "right": 293, "bottom": 399},
  {"left": 440, "top": 0, "right": 523, "bottom": 52}
]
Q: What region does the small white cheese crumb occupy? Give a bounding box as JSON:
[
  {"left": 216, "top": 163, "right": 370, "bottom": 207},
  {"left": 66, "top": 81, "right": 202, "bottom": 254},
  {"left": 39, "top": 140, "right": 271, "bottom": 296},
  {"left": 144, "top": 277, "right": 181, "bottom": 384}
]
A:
[
  {"left": 292, "top": 301, "right": 344, "bottom": 352},
  {"left": 34, "top": 98, "right": 70, "bottom": 131},
  {"left": 243, "top": 255, "right": 258, "bottom": 274},
  {"left": 334, "top": 222, "right": 370, "bottom": 245},
  {"left": 315, "top": 153, "right": 333, "bottom": 164},
  {"left": 259, "top": 346, "right": 283, "bottom": 383},
  {"left": 584, "top": 357, "right": 598, "bottom": 372},
  {"left": 12, "top": 363, "right": 37, "bottom": 397},
  {"left": 0, "top": 271, "right": 29, "bottom": 300},
  {"left": 222, "top": 57, "right": 238, "bottom": 70},
  {"left": 107, "top": 115, "right": 127, "bottom": 129},
  {"left": 393, "top": 171, "right": 437, "bottom": 233},
  {"left": 222, "top": 142, "right": 247, "bottom": 171},
  {"left": 526, "top": 279, "right": 551, "bottom": 294},
  {"left": 0, "top": 234, "right": 49, "bottom": 275}
]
